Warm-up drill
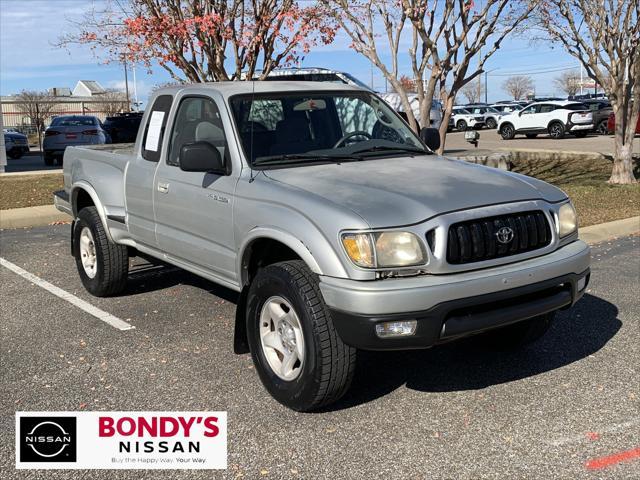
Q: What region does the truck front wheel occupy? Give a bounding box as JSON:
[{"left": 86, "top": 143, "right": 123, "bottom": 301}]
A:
[
  {"left": 73, "top": 206, "right": 129, "bottom": 297},
  {"left": 483, "top": 312, "right": 555, "bottom": 350},
  {"left": 246, "top": 260, "right": 356, "bottom": 411}
]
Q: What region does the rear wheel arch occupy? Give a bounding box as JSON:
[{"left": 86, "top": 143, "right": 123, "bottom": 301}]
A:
[{"left": 70, "top": 183, "right": 114, "bottom": 243}]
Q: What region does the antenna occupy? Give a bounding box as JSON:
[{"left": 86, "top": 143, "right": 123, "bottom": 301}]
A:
[{"left": 249, "top": 80, "right": 256, "bottom": 183}]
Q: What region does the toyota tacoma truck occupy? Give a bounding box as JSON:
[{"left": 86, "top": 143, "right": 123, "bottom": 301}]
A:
[{"left": 54, "top": 82, "right": 590, "bottom": 411}]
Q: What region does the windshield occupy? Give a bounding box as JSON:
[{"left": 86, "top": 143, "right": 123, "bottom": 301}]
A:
[{"left": 230, "top": 91, "right": 428, "bottom": 167}]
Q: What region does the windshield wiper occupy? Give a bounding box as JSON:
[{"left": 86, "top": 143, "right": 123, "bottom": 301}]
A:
[
  {"left": 349, "top": 145, "right": 429, "bottom": 156},
  {"left": 253, "top": 153, "right": 360, "bottom": 166}
]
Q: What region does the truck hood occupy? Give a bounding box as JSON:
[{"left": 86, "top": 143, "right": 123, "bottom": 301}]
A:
[{"left": 263, "top": 155, "right": 566, "bottom": 228}]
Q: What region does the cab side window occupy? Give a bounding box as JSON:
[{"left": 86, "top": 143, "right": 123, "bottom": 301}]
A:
[{"left": 168, "top": 97, "right": 228, "bottom": 168}]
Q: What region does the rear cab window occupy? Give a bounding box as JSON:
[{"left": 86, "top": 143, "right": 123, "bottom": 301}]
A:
[{"left": 142, "top": 95, "right": 173, "bottom": 162}]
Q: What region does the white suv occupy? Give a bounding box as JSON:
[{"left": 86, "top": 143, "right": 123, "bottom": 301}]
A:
[
  {"left": 450, "top": 106, "right": 485, "bottom": 131},
  {"left": 498, "top": 101, "right": 593, "bottom": 140}
]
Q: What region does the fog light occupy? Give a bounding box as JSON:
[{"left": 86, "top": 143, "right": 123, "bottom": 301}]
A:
[
  {"left": 577, "top": 277, "right": 586, "bottom": 291},
  {"left": 375, "top": 320, "right": 417, "bottom": 338}
]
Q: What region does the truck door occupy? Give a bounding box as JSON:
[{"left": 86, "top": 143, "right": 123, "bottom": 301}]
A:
[
  {"left": 125, "top": 94, "right": 173, "bottom": 247},
  {"left": 153, "top": 95, "right": 238, "bottom": 284}
]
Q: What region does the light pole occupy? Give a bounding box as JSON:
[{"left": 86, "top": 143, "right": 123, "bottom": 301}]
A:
[{"left": 484, "top": 68, "right": 499, "bottom": 103}]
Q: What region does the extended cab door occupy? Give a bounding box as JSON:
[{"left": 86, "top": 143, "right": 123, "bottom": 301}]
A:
[
  {"left": 153, "top": 94, "right": 238, "bottom": 284},
  {"left": 125, "top": 94, "right": 173, "bottom": 247}
]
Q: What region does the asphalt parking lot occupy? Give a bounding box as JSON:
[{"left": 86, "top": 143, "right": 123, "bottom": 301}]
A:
[
  {"left": 1, "top": 225, "right": 638, "bottom": 479},
  {"left": 444, "top": 130, "right": 640, "bottom": 156}
]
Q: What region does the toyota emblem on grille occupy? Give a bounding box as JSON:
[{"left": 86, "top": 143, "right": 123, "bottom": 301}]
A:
[{"left": 496, "top": 226, "right": 514, "bottom": 244}]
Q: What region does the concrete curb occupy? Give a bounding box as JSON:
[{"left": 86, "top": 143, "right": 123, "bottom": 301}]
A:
[
  {"left": 0, "top": 205, "right": 69, "bottom": 229},
  {"left": 0, "top": 169, "right": 62, "bottom": 176},
  {"left": 579, "top": 216, "right": 640, "bottom": 245}
]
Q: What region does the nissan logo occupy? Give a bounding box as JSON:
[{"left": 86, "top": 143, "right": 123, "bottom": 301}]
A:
[{"left": 496, "top": 226, "right": 515, "bottom": 244}]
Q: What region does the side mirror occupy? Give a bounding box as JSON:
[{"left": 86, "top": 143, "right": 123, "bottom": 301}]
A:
[
  {"left": 419, "top": 127, "right": 441, "bottom": 151},
  {"left": 179, "top": 141, "right": 225, "bottom": 174}
]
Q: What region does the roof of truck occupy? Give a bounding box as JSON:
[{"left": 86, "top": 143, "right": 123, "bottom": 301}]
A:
[{"left": 155, "top": 80, "right": 363, "bottom": 98}]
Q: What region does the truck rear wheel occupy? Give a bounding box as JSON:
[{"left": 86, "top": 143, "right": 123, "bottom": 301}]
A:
[
  {"left": 246, "top": 260, "right": 356, "bottom": 411},
  {"left": 73, "top": 206, "right": 129, "bottom": 297},
  {"left": 483, "top": 312, "right": 554, "bottom": 350}
]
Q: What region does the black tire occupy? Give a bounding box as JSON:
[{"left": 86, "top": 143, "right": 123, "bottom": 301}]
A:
[
  {"left": 246, "top": 260, "right": 356, "bottom": 411},
  {"left": 573, "top": 131, "right": 588, "bottom": 138},
  {"left": 596, "top": 120, "right": 609, "bottom": 135},
  {"left": 8, "top": 150, "right": 22, "bottom": 159},
  {"left": 483, "top": 312, "right": 555, "bottom": 351},
  {"left": 456, "top": 120, "right": 468, "bottom": 131},
  {"left": 486, "top": 117, "right": 497, "bottom": 129},
  {"left": 548, "top": 122, "right": 565, "bottom": 139},
  {"left": 500, "top": 123, "right": 516, "bottom": 140},
  {"left": 73, "top": 206, "right": 128, "bottom": 297},
  {"left": 55, "top": 156, "right": 63, "bottom": 166},
  {"left": 44, "top": 153, "right": 54, "bottom": 166}
]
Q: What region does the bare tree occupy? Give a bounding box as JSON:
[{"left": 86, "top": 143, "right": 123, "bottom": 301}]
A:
[
  {"left": 96, "top": 89, "right": 129, "bottom": 116},
  {"left": 14, "top": 90, "right": 56, "bottom": 155},
  {"left": 540, "top": 0, "right": 639, "bottom": 184},
  {"left": 461, "top": 82, "right": 485, "bottom": 104},
  {"left": 553, "top": 70, "right": 581, "bottom": 97},
  {"left": 502, "top": 75, "right": 534, "bottom": 100},
  {"left": 323, "top": 0, "right": 540, "bottom": 153},
  {"left": 58, "top": 0, "right": 337, "bottom": 83}
]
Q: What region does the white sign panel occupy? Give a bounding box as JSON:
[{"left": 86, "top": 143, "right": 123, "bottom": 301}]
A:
[
  {"left": 16, "top": 411, "right": 227, "bottom": 470},
  {"left": 144, "top": 111, "right": 165, "bottom": 152}
]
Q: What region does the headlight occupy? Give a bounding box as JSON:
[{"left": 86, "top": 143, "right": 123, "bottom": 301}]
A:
[
  {"left": 341, "top": 232, "right": 426, "bottom": 268},
  {"left": 558, "top": 202, "right": 577, "bottom": 237}
]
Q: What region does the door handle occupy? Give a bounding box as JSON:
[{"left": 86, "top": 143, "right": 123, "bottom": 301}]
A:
[{"left": 157, "top": 182, "right": 169, "bottom": 194}]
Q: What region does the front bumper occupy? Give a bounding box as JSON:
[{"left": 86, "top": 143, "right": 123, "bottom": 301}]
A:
[{"left": 320, "top": 240, "right": 590, "bottom": 350}]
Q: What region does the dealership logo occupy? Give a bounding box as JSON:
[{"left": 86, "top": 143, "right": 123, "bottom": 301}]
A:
[
  {"left": 495, "top": 226, "right": 515, "bottom": 244},
  {"left": 19, "top": 417, "right": 76, "bottom": 462}
]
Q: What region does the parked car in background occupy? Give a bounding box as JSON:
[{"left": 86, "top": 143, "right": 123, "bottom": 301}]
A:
[
  {"left": 450, "top": 106, "right": 485, "bottom": 131},
  {"left": 380, "top": 93, "right": 443, "bottom": 129},
  {"left": 102, "top": 112, "right": 144, "bottom": 144},
  {"left": 580, "top": 100, "right": 612, "bottom": 135},
  {"left": 464, "top": 105, "right": 505, "bottom": 129},
  {"left": 43, "top": 115, "right": 109, "bottom": 166},
  {"left": 498, "top": 101, "right": 593, "bottom": 140},
  {"left": 3, "top": 129, "right": 29, "bottom": 159},
  {"left": 607, "top": 111, "right": 640, "bottom": 135}
]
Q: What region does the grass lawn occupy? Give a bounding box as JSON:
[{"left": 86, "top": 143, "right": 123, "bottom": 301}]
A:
[
  {"left": 0, "top": 155, "right": 637, "bottom": 227},
  {"left": 0, "top": 174, "right": 63, "bottom": 210},
  {"left": 512, "top": 154, "right": 639, "bottom": 227}
]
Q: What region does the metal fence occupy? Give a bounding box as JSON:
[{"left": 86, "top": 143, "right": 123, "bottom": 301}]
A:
[{"left": 1, "top": 98, "right": 130, "bottom": 134}]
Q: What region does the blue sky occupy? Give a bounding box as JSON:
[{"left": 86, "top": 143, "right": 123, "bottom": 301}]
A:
[{"left": 0, "top": 0, "right": 584, "bottom": 105}]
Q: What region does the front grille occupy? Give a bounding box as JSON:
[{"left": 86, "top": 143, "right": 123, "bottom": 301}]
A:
[{"left": 446, "top": 210, "right": 551, "bottom": 264}]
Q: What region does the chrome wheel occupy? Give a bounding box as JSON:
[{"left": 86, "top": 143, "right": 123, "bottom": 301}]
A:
[
  {"left": 259, "top": 296, "right": 305, "bottom": 381},
  {"left": 549, "top": 123, "right": 564, "bottom": 138},
  {"left": 79, "top": 227, "right": 97, "bottom": 279}
]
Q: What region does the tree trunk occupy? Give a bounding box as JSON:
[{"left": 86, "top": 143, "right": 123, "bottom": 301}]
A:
[
  {"left": 609, "top": 105, "right": 638, "bottom": 184},
  {"left": 436, "top": 94, "right": 454, "bottom": 155}
]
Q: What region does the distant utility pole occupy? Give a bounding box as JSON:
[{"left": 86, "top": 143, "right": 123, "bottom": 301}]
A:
[
  {"left": 123, "top": 59, "right": 131, "bottom": 111},
  {"left": 0, "top": 100, "right": 7, "bottom": 173}
]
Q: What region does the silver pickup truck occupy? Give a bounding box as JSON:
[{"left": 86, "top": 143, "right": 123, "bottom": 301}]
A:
[{"left": 54, "top": 81, "right": 590, "bottom": 411}]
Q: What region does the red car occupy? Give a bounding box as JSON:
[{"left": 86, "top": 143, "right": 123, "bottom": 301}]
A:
[{"left": 607, "top": 112, "right": 640, "bottom": 134}]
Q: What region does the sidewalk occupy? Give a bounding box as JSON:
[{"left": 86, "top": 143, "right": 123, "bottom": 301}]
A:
[{"left": 0, "top": 205, "right": 69, "bottom": 229}]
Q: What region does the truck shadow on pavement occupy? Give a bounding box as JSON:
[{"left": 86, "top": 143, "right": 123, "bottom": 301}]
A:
[{"left": 329, "top": 293, "right": 621, "bottom": 411}]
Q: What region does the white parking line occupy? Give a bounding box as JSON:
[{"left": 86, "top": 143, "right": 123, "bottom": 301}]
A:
[{"left": 0, "top": 257, "right": 135, "bottom": 331}]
